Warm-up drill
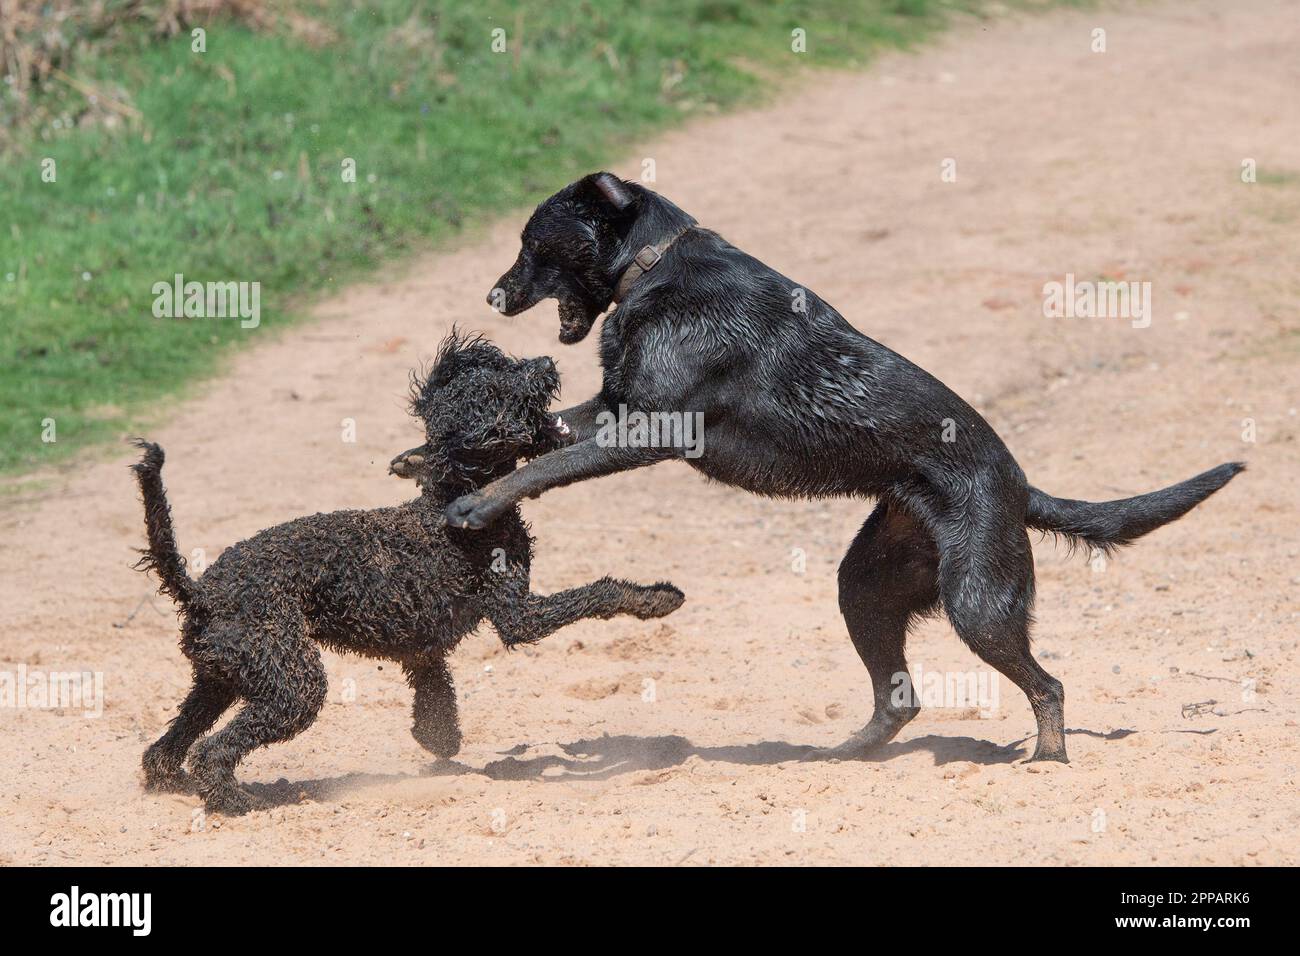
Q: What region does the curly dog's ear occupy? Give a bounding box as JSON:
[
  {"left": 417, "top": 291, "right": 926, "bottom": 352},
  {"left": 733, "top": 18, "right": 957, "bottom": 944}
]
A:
[
  {"left": 409, "top": 328, "right": 495, "bottom": 417},
  {"left": 411, "top": 327, "right": 464, "bottom": 409},
  {"left": 406, "top": 329, "right": 535, "bottom": 487}
]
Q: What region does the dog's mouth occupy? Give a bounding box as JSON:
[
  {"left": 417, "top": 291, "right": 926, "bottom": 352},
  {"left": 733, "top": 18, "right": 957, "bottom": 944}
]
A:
[
  {"left": 389, "top": 413, "right": 570, "bottom": 487},
  {"left": 557, "top": 298, "right": 599, "bottom": 345},
  {"left": 528, "top": 413, "right": 574, "bottom": 456}
]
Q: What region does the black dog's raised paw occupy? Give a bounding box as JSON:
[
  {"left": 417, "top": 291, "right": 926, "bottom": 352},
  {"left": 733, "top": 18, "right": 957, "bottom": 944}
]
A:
[{"left": 444, "top": 493, "right": 504, "bottom": 530}]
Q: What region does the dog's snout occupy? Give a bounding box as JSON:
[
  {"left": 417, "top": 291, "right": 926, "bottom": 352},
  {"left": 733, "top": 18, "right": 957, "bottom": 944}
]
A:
[
  {"left": 488, "top": 252, "right": 540, "bottom": 316},
  {"left": 487, "top": 280, "right": 522, "bottom": 315}
]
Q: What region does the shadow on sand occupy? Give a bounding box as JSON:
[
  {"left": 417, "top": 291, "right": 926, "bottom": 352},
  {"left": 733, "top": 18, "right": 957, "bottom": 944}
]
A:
[{"left": 243, "top": 726, "right": 1142, "bottom": 808}]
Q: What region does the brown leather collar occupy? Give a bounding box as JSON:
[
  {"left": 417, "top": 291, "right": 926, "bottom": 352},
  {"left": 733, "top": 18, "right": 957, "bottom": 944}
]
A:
[{"left": 611, "top": 228, "right": 688, "bottom": 304}]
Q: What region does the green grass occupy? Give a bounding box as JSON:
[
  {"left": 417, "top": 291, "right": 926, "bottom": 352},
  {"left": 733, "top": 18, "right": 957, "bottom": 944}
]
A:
[{"left": 1, "top": 0, "right": 1001, "bottom": 475}]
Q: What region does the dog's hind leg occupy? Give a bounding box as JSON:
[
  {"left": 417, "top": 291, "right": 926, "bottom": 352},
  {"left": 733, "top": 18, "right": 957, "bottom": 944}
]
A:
[
  {"left": 142, "top": 669, "right": 237, "bottom": 794},
  {"left": 188, "top": 626, "right": 327, "bottom": 815},
  {"left": 935, "top": 500, "right": 1067, "bottom": 763},
  {"left": 404, "top": 658, "right": 461, "bottom": 760},
  {"left": 807, "top": 502, "right": 940, "bottom": 760}
]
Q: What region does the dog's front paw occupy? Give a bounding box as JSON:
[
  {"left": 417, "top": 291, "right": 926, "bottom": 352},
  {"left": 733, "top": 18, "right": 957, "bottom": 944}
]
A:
[
  {"left": 629, "top": 582, "right": 685, "bottom": 619},
  {"left": 389, "top": 444, "right": 429, "bottom": 480},
  {"left": 444, "top": 493, "right": 505, "bottom": 530},
  {"left": 412, "top": 719, "right": 463, "bottom": 760}
]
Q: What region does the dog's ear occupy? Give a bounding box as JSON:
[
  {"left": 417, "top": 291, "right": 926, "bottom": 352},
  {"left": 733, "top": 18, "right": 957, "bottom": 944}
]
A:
[{"left": 579, "top": 172, "right": 635, "bottom": 214}]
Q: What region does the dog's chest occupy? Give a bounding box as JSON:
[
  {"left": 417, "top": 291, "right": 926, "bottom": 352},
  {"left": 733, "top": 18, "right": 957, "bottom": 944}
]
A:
[
  {"left": 599, "top": 313, "right": 630, "bottom": 391},
  {"left": 598, "top": 312, "right": 660, "bottom": 404}
]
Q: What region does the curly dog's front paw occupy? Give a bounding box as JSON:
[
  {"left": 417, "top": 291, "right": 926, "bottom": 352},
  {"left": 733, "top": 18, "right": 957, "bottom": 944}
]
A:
[
  {"left": 412, "top": 721, "right": 462, "bottom": 760},
  {"left": 629, "top": 582, "right": 685, "bottom": 619}
]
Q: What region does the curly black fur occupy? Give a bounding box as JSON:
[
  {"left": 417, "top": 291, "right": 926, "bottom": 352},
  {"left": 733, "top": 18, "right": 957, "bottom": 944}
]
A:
[
  {"left": 133, "top": 331, "right": 684, "bottom": 815},
  {"left": 442, "top": 173, "right": 1245, "bottom": 765},
  {"left": 130, "top": 440, "right": 195, "bottom": 607}
]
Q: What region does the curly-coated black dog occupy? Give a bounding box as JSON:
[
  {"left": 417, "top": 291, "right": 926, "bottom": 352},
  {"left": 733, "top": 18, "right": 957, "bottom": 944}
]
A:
[
  {"left": 133, "top": 332, "right": 683, "bottom": 815},
  {"left": 423, "top": 172, "right": 1242, "bottom": 765}
]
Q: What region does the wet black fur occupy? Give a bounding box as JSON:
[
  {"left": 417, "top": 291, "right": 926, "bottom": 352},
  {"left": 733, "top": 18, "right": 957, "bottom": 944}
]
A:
[
  {"left": 133, "top": 332, "right": 683, "bottom": 815},
  {"left": 436, "top": 172, "right": 1244, "bottom": 764}
]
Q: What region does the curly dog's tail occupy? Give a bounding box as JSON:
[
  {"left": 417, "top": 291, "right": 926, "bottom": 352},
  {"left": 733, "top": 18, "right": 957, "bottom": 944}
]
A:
[
  {"left": 131, "top": 439, "right": 197, "bottom": 608},
  {"left": 1026, "top": 462, "right": 1245, "bottom": 555}
]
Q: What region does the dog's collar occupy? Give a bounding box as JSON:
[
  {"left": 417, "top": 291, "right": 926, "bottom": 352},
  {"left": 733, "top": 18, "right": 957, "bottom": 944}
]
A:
[{"left": 611, "top": 228, "right": 688, "bottom": 304}]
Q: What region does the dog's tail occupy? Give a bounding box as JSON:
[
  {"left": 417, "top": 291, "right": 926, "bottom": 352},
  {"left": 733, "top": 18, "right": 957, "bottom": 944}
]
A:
[
  {"left": 131, "top": 439, "right": 197, "bottom": 608},
  {"left": 1025, "top": 462, "right": 1244, "bottom": 555}
]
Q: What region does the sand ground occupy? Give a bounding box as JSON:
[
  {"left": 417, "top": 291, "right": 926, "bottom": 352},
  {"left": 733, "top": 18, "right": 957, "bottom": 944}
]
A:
[{"left": 1, "top": 0, "right": 1297, "bottom": 865}]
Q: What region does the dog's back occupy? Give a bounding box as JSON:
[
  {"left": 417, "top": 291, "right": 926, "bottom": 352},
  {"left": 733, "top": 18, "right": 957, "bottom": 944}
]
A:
[
  {"left": 606, "top": 224, "right": 1009, "bottom": 501},
  {"left": 192, "top": 502, "right": 519, "bottom": 657}
]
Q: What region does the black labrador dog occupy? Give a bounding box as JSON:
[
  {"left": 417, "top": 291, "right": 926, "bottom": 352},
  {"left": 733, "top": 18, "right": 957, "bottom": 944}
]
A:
[{"left": 418, "top": 172, "right": 1242, "bottom": 764}]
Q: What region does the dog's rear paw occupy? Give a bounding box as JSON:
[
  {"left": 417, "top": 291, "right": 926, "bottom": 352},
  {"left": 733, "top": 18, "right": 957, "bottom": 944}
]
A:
[
  {"left": 201, "top": 785, "right": 256, "bottom": 817},
  {"left": 630, "top": 582, "right": 685, "bottom": 619},
  {"left": 143, "top": 746, "right": 198, "bottom": 794},
  {"left": 143, "top": 768, "right": 196, "bottom": 795}
]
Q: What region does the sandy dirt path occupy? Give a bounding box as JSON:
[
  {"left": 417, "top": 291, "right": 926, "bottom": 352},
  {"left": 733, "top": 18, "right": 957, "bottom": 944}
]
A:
[{"left": 2, "top": 0, "right": 1297, "bottom": 866}]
